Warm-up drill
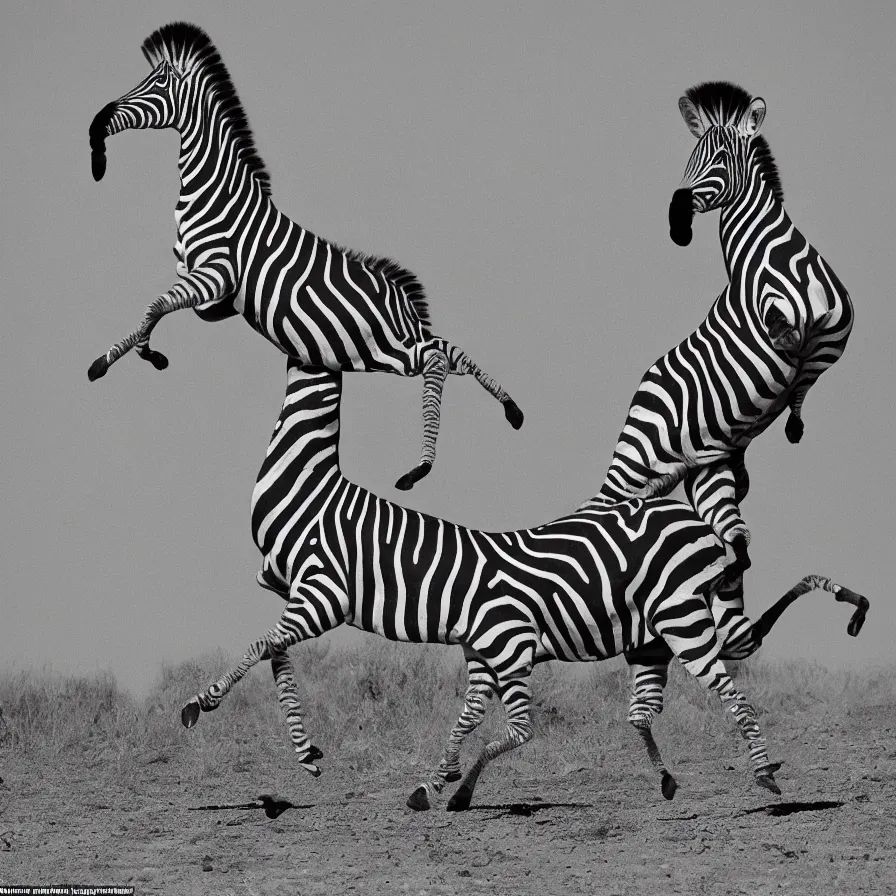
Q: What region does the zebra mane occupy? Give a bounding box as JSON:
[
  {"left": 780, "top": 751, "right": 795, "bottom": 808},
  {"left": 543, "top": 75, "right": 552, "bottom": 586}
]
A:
[
  {"left": 141, "top": 22, "right": 271, "bottom": 196},
  {"left": 342, "top": 247, "right": 432, "bottom": 335},
  {"left": 685, "top": 81, "right": 784, "bottom": 204}
]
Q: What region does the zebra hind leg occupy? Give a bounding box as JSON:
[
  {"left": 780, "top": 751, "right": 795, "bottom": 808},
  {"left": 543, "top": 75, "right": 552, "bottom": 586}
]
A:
[
  {"left": 393, "top": 340, "right": 524, "bottom": 492},
  {"left": 407, "top": 658, "right": 496, "bottom": 811},
  {"left": 652, "top": 602, "right": 781, "bottom": 794},
  {"left": 752, "top": 575, "right": 869, "bottom": 642},
  {"left": 625, "top": 642, "right": 677, "bottom": 799},
  {"left": 395, "top": 348, "right": 448, "bottom": 490},
  {"left": 446, "top": 344, "right": 524, "bottom": 430},
  {"left": 270, "top": 648, "right": 324, "bottom": 776},
  {"left": 446, "top": 642, "right": 536, "bottom": 812}
]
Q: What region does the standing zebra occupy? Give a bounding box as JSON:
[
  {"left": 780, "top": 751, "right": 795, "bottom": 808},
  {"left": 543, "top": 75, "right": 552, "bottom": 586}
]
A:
[
  {"left": 181, "top": 360, "right": 801, "bottom": 810},
  {"left": 599, "top": 82, "right": 853, "bottom": 574},
  {"left": 86, "top": 22, "right": 522, "bottom": 490}
]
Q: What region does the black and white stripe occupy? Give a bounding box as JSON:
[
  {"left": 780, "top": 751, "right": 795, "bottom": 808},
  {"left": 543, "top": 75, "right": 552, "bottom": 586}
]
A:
[
  {"left": 599, "top": 82, "right": 853, "bottom": 575},
  {"left": 599, "top": 83, "right": 859, "bottom": 737},
  {"left": 181, "top": 361, "right": 792, "bottom": 809},
  {"left": 87, "top": 22, "right": 522, "bottom": 490}
]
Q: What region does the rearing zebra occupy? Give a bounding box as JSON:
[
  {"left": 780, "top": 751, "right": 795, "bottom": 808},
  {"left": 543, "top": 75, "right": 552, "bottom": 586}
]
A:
[
  {"left": 178, "top": 360, "right": 866, "bottom": 809},
  {"left": 598, "top": 82, "right": 853, "bottom": 574},
  {"left": 86, "top": 22, "right": 522, "bottom": 490}
]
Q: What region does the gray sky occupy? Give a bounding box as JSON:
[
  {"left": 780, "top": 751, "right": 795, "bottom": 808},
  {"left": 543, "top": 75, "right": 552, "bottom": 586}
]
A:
[{"left": 3, "top": 1, "right": 893, "bottom": 694}]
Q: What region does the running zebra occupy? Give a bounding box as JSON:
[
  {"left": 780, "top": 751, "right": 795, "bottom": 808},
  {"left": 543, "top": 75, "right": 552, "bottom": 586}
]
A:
[
  {"left": 86, "top": 22, "right": 522, "bottom": 490},
  {"left": 180, "top": 360, "right": 802, "bottom": 810},
  {"left": 599, "top": 81, "right": 853, "bottom": 573}
]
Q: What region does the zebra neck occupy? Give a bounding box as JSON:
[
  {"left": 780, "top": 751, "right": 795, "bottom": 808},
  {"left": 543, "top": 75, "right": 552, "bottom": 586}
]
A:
[
  {"left": 251, "top": 365, "right": 345, "bottom": 554},
  {"left": 266, "top": 365, "right": 344, "bottom": 477},
  {"left": 718, "top": 164, "right": 790, "bottom": 279},
  {"left": 175, "top": 98, "right": 259, "bottom": 207}
]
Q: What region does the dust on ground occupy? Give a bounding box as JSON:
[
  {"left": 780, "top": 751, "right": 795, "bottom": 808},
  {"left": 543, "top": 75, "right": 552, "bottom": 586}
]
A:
[{"left": 1, "top": 703, "right": 893, "bottom": 895}]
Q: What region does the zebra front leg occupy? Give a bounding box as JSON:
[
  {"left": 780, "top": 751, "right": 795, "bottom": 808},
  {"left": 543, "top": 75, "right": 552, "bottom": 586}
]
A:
[
  {"left": 652, "top": 601, "right": 781, "bottom": 794},
  {"left": 182, "top": 582, "right": 346, "bottom": 774},
  {"left": 624, "top": 642, "right": 677, "bottom": 799},
  {"left": 685, "top": 460, "right": 751, "bottom": 576},
  {"left": 88, "top": 262, "right": 234, "bottom": 380},
  {"left": 407, "top": 658, "right": 496, "bottom": 811},
  {"left": 180, "top": 632, "right": 278, "bottom": 726},
  {"left": 395, "top": 348, "right": 448, "bottom": 490},
  {"left": 444, "top": 343, "right": 524, "bottom": 430},
  {"left": 270, "top": 648, "right": 324, "bottom": 776}
]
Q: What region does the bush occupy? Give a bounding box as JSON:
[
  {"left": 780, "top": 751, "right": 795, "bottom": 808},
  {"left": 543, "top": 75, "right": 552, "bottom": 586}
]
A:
[{"left": 1, "top": 648, "right": 892, "bottom": 783}]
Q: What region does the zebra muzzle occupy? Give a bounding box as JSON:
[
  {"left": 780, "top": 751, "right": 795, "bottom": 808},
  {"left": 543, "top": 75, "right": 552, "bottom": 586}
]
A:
[
  {"left": 89, "top": 102, "right": 117, "bottom": 182},
  {"left": 669, "top": 188, "right": 695, "bottom": 246}
]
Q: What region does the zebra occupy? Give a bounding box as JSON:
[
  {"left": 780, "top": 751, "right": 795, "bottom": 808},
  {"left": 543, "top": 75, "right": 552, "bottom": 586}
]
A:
[
  {"left": 598, "top": 81, "right": 853, "bottom": 576},
  {"left": 177, "top": 360, "right": 831, "bottom": 811},
  {"left": 86, "top": 22, "right": 522, "bottom": 490},
  {"left": 597, "top": 82, "right": 857, "bottom": 726}
]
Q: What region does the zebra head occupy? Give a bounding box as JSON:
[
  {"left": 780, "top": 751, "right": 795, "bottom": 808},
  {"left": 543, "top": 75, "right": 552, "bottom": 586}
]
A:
[
  {"left": 89, "top": 58, "right": 183, "bottom": 182},
  {"left": 669, "top": 82, "right": 767, "bottom": 246}
]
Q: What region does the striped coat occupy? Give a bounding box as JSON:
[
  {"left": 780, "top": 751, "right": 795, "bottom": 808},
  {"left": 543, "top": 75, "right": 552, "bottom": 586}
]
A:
[
  {"left": 182, "top": 362, "right": 788, "bottom": 809},
  {"left": 87, "top": 21, "right": 521, "bottom": 490}
]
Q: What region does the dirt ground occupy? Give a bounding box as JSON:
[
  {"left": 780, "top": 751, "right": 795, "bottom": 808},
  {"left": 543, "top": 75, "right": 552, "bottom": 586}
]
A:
[{"left": 1, "top": 702, "right": 893, "bottom": 896}]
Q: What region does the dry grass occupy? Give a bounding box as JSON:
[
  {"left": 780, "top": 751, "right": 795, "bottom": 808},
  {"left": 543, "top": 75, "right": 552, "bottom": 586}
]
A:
[{"left": 1, "top": 644, "right": 892, "bottom": 788}]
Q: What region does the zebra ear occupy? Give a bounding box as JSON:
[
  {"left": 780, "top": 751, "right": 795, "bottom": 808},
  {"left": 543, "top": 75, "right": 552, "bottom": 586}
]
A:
[
  {"left": 740, "top": 97, "right": 766, "bottom": 136},
  {"left": 678, "top": 97, "right": 706, "bottom": 138}
]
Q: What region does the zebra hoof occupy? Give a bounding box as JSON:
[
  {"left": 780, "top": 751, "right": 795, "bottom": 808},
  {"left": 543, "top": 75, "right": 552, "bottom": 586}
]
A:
[
  {"left": 444, "top": 770, "right": 462, "bottom": 783},
  {"left": 88, "top": 356, "right": 109, "bottom": 381},
  {"left": 394, "top": 462, "right": 432, "bottom": 491},
  {"left": 661, "top": 772, "right": 678, "bottom": 801},
  {"left": 406, "top": 787, "right": 431, "bottom": 811},
  {"left": 729, "top": 534, "right": 752, "bottom": 574},
  {"left": 503, "top": 399, "right": 524, "bottom": 430},
  {"left": 785, "top": 413, "right": 804, "bottom": 444},
  {"left": 297, "top": 745, "right": 324, "bottom": 775},
  {"left": 446, "top": 784, "right": 473, "bottom": 812},
  {"left": 141, "top": 349, "right": 169, "bottom": 371},
  {"left": 181, "top": 699, "right": 201, "bottom": 729},
  {"left": 756, "top": 773, "right": 781, "bottom": 795},
  {"left": 847, "top": 608, "right": 867, "bottom": 638},
  {"left": 836, "top": 588, "right": 869, "bottom": 638}
]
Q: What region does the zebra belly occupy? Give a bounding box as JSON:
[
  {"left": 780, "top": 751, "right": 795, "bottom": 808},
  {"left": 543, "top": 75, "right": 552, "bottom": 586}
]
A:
[
  {"left": 630, "top": 358, "right": 797, "bottom": 459},
  {"left": 236, "top": 282, "right": 410, "bottom": 374}
]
